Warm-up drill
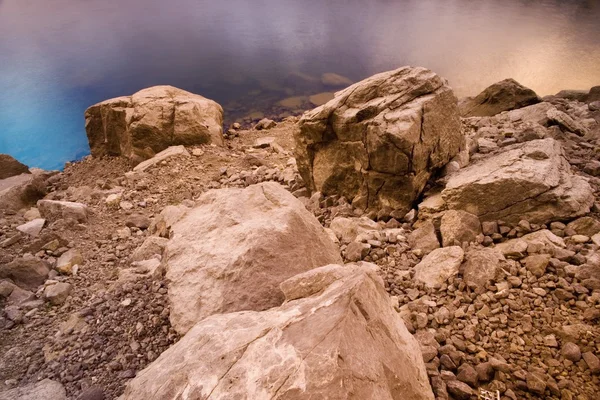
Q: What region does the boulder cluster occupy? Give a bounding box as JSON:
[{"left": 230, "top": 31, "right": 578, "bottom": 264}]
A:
[{"left": 1, "top": 67, "right": 599, "bottom": 400}]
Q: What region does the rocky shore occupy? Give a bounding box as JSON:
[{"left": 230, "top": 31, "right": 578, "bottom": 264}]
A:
[{"left": 1, "top": 67, "right": 599, "bottom": 400}]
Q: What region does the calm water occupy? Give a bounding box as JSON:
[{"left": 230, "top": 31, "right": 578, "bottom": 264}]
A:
[{"left": 1, "top": 0, "right": 599, "bottom": 170}]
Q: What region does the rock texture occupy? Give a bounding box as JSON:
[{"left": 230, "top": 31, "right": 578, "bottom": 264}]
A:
[
  {"left": 442, "top": 138, "right": 593, "bottom": 224},
  {"left": 0, "top": 379, "right": 66, "bottom": 400},
  {"left": 85, "top": 86, "right": 223, "bottom": 161},
  {"left": 459, "top": 78, "right": 540, "bottom": 117},
  {"left": 120, "top": 263, "right": 434, "bottom": 400},
  {"left": 37, "top": 200, "right": 89, "bottom": 223},
  {"left": 165, "top": 182, "right": 342, "bottom": 334},
  {"left": 0, "top": 171, "right": 51, "bottom": 212},
  {"left": 295, "top": 66, "right": 463, "bottom": 213},
  {"left": 0, "top": 155, "right": 29, "bottom": 180},
  {"left": 413, "top": 246, "right": 465, "bottom": 288}
]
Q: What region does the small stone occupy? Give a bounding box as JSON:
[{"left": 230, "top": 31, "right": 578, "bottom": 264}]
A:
[
  {"left": 16, "top": 218, "right": 45, "bottom": 237},
  {"left": 44, "top": 282, "right": 72, "bottom": 305},
  {"left": 56, "top": 249, "right": 83, "bottom": 274},
  {"left": 526, "top": 372, "right": 546, "bottom": 395},
  {"left": 456, "top": 364, "right": 478, "bottom": 387},
  {"left": 543, "top": 334, "right": 558, "bottom": 348},
  {"left": 570, "top": 234, "right": 590, "bottom": 244},
  {"left": 446, "top": 380, "right": 474, "bottom": 399},
  {"left": 344, "top": 241, "right": 371, "bottom": 262},
  {"left": 582, "top": 352, "right": 600, "bottom": 373},
  {"left": 522, "top": 254, "right": 550, "bottom": 277},
  {"left": 561, "top": 342, "right": 581, "bottom": 362}
]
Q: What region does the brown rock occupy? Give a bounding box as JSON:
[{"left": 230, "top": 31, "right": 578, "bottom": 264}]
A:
[
  {"left": 459, "top": 78, "right": 540, "bottom": 117},
  {"left": 440, "top": 210, "right": 481, "bottom": 246},
  {"left": 561, "top": 342, "right": 582, "bottom": 362},
  {"left": 0, "top": 154, "right": 29, "bottom": 180},
  {"left": 582, "top": 352, "right": 600, "bottom": 374},
  {"left": 85, "top": 86, "right": 223, "bottom": 161},
  {"left": 566, "top": 216, "right": 600, "bottom": 237},
  {"left": 522, "top": 254, "right": 551, "bottom": 277},
  {"left": 0, "top": 257, "right": 50, "bottom": 291},
  {"left": 295, "top": 66, "right": 463, "bottom": 213},
  {"left": 408, "top": 221, "right": 440, "bottom": 255},
  {"left": 460, "top": 247, "right": 504, "bottom": 289},
  {"left": 413, "top": 246, "right": 464, "bottom": 288}
]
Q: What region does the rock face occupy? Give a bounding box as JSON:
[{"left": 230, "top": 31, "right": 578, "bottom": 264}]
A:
[
  {"left": 295, "top": 66, "right": 463, "bottom": 213},
  {"left": 0, "top": 154, "right": 29, "bottom": 180},
  {"left": 85, "top": 86, "right": 224, "bottom": 161},
  {"left": 442, "top": 138, "right": 594, "bottom": 224},
  {"left": 165, "top": 182, "right": 342, "bottom": 334},
  {"left": 459, "top": 78, "right": 540, "bottom": 117},
  {"left": 440, "top": 210, "right": 481, "bottom": 247},
  {"left": 0, "top": 379, "right": 66, "bottom": 400},
  {"left": 119, "top": 263, "right": 434, "bottom": 400}
]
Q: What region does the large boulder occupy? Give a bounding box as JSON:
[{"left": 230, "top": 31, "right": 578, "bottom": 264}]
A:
[
  {"left": 0, "top": 379, "right": 66, "bottom": 400},
  {"left": 295, "top": 66, "right": 463, "bottom": 214},
  {"left": 165, "top": 182, "right": 342, "bottom": 334},
  {"left": 85, "top": 86, "right": 224, "bottom": 162},
  {"left": 0, "top": 154, "right": 29, "bottom": 180},
  {"left": 119, "top": 263, "right": 434, "bottom": 400},
  {"left": 0, "top": 170, "right": 51, "bottom": 212},
  {"left": 459, "top": 78, "right": 540, "bottom": 117},
  {"left": 442, "top": 138, "right": 593, "bottom": 225}
]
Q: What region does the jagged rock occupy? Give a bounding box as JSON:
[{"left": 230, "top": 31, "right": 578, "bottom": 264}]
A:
[
  {"left": 0, "top": 154, "right": 29, "bottom": 180},
  {"left": 345, "top": 241, "right": 371, "bottom": 261},
  {"left": 442, "top": 138, "right": 593, "bottom": 224},
  {"left": 0, "top": 170, "right": 51, "bottom": 212},
  {"left": 0, "top": 379, "right": 66, "bottom": 400},
  {"left": 495, "top": 229, "right": 565, "bottom": 259},
  {"left": 165, "top": 182, "right": 342, "bottom": 334},
  {"left": 0, "top": 257, "right": 50, "bottom": 291},
  {"left": 37, "top": 200, "right": 89, "bottom": 223},
  {"left": 588, "top": 86, "right": 600, "bottom": 103},
  {"left": 522, "top": 254, "right": 551, "bottom": 277},
  {"left": 44, "top": 282, "right": 72, "bottom": 305},
  {"left": 440, "top": 210, "right": 481, "bottom": 247},
  {"left": 583, "top": 352, "right": 600, "bottom": 374},
  {"left": 567, "top": 217, "right": 600, "bottom": 237},
  {"left": 130, "top": 237, "right": 168, "bottom": 262},
  {"left": 408, "top": 221, "right": 440, "bottom": 255},
  {"left": 554, "top": 89, "right": 589, "bottom": 102},
  {"left": 254, "top": 118, "right": 276, "bottom": 130},
  {"left": 329, "top": 216, "right": 380, "bottom": 244},
  {"left": 413, "top": 246, "right": 465, "bottom": 288},
  {"left": 133, "top": 145, "right": 190, "bottom": 172},
  {"left": 505, "top": 102, "right": 554, "bottom": 126},
  {"left": 460, "top": 248, "right": 505, "bottom": 289},
  {"left": 547, "top": 108, "right": 587, "bottom": 136},
  {"left": 56, "top": 249, "right": 83, "bottom": 275},
  {"left": 295, "top": 66, "right": 463, "bottom": 213},
  {"left": 459, "top": 78, "right": 540, "bottom": 117},
  {"left": 119, "top": 264, "right": 434, "bottom": 400},
  {"left": 85, "top": 86, "right": 223, "bottom": 161},
  {"left": 16, "top": 218, "right": 45, "bottom": 237}
]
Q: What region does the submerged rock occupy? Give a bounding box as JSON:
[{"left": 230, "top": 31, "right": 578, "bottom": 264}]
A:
[
  {"left": 295, "top": 66, "right": 463, "bottom": 214},
  {"left": 85, "top": 85, "right": 223, "bottom": 162},
  {"left": 119, "top": 263, "right": 434, "bottom": 400},
  {"left": 459, "top": 78, "right": 540, "bottom": 117},
  {"left": 442, "top": 138, "right": 593, "bottom": 224},
  {"left": 165, "top": 182, "right": 342, "bottom": 334}
]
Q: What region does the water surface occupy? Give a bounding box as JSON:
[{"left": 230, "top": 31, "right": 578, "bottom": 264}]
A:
[{"left": 1, "top": 0, "right": 599, "bottom": 170}]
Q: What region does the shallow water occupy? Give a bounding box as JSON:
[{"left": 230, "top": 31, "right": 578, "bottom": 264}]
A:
[{"left": 1, "top": 0, "right": 599, "bottom": 170}]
